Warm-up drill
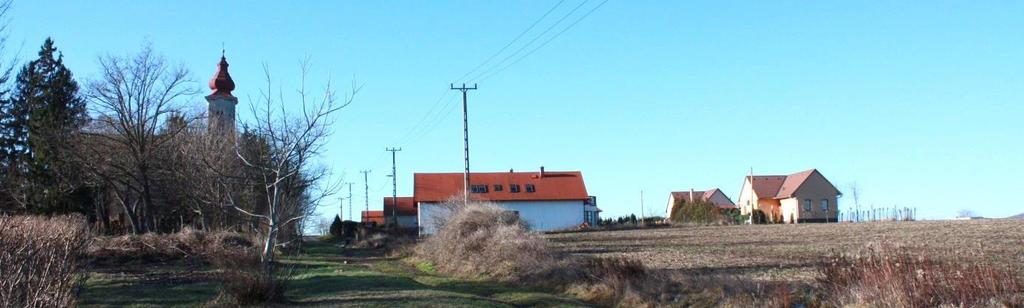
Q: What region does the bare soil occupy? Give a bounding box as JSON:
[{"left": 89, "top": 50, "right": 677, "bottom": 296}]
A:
[{"left": 545, "top": 220, "right": 1024, "bottom": 283}]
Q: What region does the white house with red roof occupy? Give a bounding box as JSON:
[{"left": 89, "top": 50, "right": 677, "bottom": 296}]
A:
[
  {"left": 382, "top": 197, "right": 417, "bottom": 228},
  {"left": 415, "top": 168, "right": 597, "bottom": 234},
  {"left": 737, "top": 169, "right": 841, "bottom": 223}
]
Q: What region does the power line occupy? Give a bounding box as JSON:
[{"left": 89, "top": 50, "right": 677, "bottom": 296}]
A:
[
  {"left": 395, "top": 90, "right": 453, "bottom": 145},
  {"left": 479, "top": 0, "right": 611, "bottom": 83},
  {"left": 467, "top": 0, "right": 592, "bottom": 82},
  {"left": 402, "top": 95, "right": 461, "bottom": 147},
  {"left": 453, "top": 0, "right": 568, "bottom": 83}
]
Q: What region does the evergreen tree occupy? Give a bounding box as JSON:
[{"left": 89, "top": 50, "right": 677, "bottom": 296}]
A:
[
  {"left": 9, "top": 38, "right": 87, "bottom": 212},
  {"left": 329, "top": 215, "right": 344, "bottom": 237}
]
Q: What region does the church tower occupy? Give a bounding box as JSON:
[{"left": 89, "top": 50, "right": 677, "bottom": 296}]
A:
[{"left": 206, "top": 53, "right": 237, "bottom": 136}]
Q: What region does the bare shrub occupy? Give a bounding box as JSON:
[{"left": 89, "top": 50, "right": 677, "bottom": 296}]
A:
[
  {"left": 819, "top": 243, "right": 1024, "bottom": 307},
  {"left": 209, "top": 248, "right": 288, "bottom": 306},
  {"left": 415, "top": 201, "right": 554, "bottom": 281},
  {"left": 415, "top": 201, "right": 699, "bottom": 307},
  {"left": 0, "top": 215, "right": 89, "bottom": 308},
  {"left": 88, "top": 227, "right": 253, "bottom": 265}
]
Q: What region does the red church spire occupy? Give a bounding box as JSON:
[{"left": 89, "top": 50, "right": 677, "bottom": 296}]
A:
[{"left": 208, "top": 50, "right": 235, "bottom": 97}]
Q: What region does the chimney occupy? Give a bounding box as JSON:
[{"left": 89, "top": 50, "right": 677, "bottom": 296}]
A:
[
  {"left": 689, "top": 188, "right": 695, "bottom": 203},
  {"left": 540, "top": 166, "right": 546, "bottom": 178}
]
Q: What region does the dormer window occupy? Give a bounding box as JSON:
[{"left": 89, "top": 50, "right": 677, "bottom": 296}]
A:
[
  {"left": 494, "top": 184, "right": 503, "bottom": 192},
  {"left": 470, "top": 185, "right": 489, "bottom": 193},
  {"left": 510, "top": 184, "right": 521, "bottom": 193},
  {"left": 525, "top": 184, "right": 536, "bottom": 193}
]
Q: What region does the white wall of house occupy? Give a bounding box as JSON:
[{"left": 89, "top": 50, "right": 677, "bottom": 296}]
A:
[
  {"left": 418, "top": 200, "right": 585, "bottom": 235},
  {"left": 396, "top": 216, "right": 417, "bottom": 228}
]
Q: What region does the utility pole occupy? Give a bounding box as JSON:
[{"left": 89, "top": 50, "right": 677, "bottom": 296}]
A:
[
  {"left": 345, "top": 182, "right": 354, "bottom": 221},
  {"left": 640, "top": 190, "right": 645, "bottom": 225},
  {"left": 360, "top": 170, "right": 371, "bottom": 221},
  {"left": 386, "top": 147, "right": 402, "bottom": 224},
  {"left": 338, "top": 197, "right": 344, "bottom": 221},
  {"left": 450, "top": 83, "right": 477, "bottom": 203}
]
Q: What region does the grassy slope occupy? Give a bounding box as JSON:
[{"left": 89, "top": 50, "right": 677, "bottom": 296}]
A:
[{"left": 80, "top": 241, "right": 584, "bottom": 307}]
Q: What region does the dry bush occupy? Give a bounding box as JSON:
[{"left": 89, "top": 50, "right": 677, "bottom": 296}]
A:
[
  {"left": 88, "top": 227, "right": 253, "bottom": 265},
  {"left": 208, "top": 248, "right": 288, "bottom": 306},
  {"left": 415, "top": 201, "right": 555, "bottom": 281},
  {"left": 819, "top": 243, "right": 1024, "bottom": 307},
  {"left": 415, "top": 201, "right": 709, "bottom": 307},
  {"left": 0, "top": 215, "right": 89, "bottom": 308}
]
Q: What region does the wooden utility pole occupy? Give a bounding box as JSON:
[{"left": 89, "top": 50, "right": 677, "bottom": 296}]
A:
[
  {"left": 450, "top": 83, "right": 477, "bottom": 203},
  {"left": 386, "top": 147, "right": 402, "bottom": 224}
]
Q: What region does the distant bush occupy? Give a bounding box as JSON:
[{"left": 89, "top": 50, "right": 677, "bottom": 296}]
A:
[
  {"left": 750, "top": 209, "right": 767, "bottom": 224},
  {"left": 0, "top": 215, "right": 89, "bottom": 308},
  {"left": 818, "top": 244, "right": 1023, "bottom": 307},
  {"left": 670, "top": 200, "right": 732, "bottom": 225}
]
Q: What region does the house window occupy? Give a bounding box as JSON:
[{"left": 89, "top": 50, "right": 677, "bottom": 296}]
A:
[
  {"left": 820, "top": 199, "right": 829, "bottom": 211},
  {"left": 493, "top": 184, "right": 503, "bottom": 192},
  {"left": 510, "top": 184, "right": 521, "bottom": 193},
  {"left": 803, "top": 199, "right": 811, "bottom": 211},
  {"left": 525, "top": 184, "right": 536, "bottom": 193},
  {"left": 470, "top": 185, "right": 488, "bottom": 193}
]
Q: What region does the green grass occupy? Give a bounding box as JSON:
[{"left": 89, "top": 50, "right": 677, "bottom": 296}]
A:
[
  {"left": 79, "top": 241, "right": 585, "bottom": 307},
  {"left": 79, "top": 274, "right": 219, "bottom": 307},
  {"left": 282, "top": 241, "right": 586, "bottom": 307}
]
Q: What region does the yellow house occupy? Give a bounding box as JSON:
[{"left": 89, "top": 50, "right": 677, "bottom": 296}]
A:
[{"left": 737, "top": 169, "right": 841, "bottom": 223}]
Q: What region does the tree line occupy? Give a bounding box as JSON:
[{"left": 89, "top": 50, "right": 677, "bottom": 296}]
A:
[{"left": 0, "top": 37, "right": 352, "bottom": 262}]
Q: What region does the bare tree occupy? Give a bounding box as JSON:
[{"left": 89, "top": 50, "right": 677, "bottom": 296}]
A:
[
  {"left": 81, "top": 44, "right": 196, "bottom": 233},
  {"left": 227, "top": 59, "right": 356, "bottom": 263},
  {"left": 847, "top": 182, "right": 861, "bottom": 221}
]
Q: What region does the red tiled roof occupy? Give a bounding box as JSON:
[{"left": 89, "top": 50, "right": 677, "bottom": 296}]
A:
[
  {"left": 746, "top": 175, "right": 787, "bottom": 199},
  {"left": 775, "top": 169, "right": 815, "bottom": 198},
  {"left": 383, "top": 197, "right": 416, "bottom": 216},
  {"left": 670, "top": 188, "right": 736, "bottom": 208},
  {"left": 414, "top": 171, "right": 589, "bottom": 203},
  {"left": 747, "top": 169, "right": 840, "bottom": 200},
  {"left": 361, "top": 210, "right": 384, "bottom": 224}
]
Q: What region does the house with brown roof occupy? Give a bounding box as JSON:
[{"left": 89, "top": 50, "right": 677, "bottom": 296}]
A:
[
  {"left": 383, "top": 197, "right": 417, "bottom": 229},
  {"left": 737, "top": 169, "right": 841, "bottom": 223},
  {"left": 665, "top": 188, "right": 735, "bottom": 219},
  {"left": 415, "top": 168, "right": 597, "bottom": 234}
]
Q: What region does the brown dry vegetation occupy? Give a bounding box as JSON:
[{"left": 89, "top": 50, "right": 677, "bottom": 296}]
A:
[
  {"left": 0, "top": 215, "right": 89, "bottom": 308},
  {"left": 546, "top": 220, "right": 1024, "bottom": 283},
  {"left": 547, "top": 219, "right": 1024, "bottom": 306}
]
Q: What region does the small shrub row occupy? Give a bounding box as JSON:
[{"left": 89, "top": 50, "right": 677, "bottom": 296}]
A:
[{"left": 88, "top": 227, "right": 253, "bottom": 265}]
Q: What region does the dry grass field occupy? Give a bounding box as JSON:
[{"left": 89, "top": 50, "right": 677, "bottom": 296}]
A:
[{"left": 546, "top": 220, "right": 1024, "bottom": 284}]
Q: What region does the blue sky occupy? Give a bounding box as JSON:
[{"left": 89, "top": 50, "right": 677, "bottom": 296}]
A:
[{"left": 7, "top": 1, "right": 1023, "bottom": 220}]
